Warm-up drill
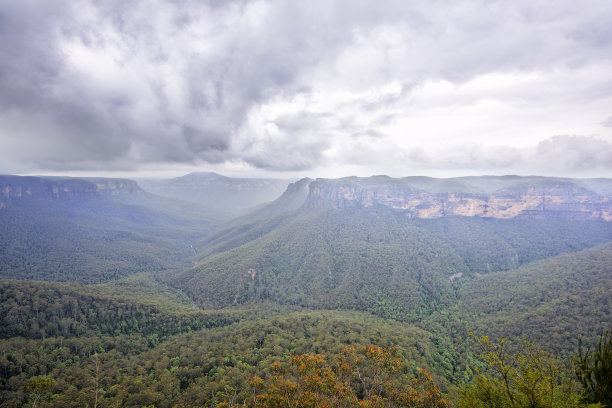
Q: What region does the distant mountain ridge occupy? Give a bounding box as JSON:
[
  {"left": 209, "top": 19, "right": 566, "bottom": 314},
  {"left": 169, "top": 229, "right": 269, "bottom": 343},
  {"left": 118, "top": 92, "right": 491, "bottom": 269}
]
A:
[
  {"left": 138, "top": 172, "right": 292, "bottom": 213},
  {"left": 303, "top": 176, "right": 612, "bottom": 221},
  {"left": 0, "top": 175, "right": 142, "bottom": 208},
  {"left": 167, "top": 175, "right": 612, "bottom": 318},
  {"left": 5, "top": 174, "right": 612, "bottom": 221},
  {"left": 0, "top": 174, "right": 229, "bottom": 282}
]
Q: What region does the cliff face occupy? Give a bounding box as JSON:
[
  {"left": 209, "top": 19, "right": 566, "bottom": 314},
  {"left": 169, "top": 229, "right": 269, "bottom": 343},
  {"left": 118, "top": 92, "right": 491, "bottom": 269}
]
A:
[
  {"left": 83, "top": 178, "right": 144, "bottom": 196},
  {"left": 0, "top": 176, "right": 144, "bottom": 208},
  {"left": 304, "top": 177, "right": 612, "bottom": 221}
]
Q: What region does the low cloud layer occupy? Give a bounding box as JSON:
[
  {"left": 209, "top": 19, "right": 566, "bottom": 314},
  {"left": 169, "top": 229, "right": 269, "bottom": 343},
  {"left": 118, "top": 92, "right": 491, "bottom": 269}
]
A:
[{"left": 1, "top": 0, "right": 611, "bottom": 177}]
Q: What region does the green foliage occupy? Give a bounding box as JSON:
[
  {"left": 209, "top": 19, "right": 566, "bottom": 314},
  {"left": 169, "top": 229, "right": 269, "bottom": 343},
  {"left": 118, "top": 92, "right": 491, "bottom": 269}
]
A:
[
  {"left": 243, "top": 346, "right": 449, "bottom": 408},
  {"left": 0, "top": 311, "right": 449, "bottom": 407},
  {"left": 0, "top": 276, "right": 242, "bottom": 340},
  {"left": 2, "top": 175, "right": 612, "bottom": 408},
  {"left": 575, "top": 330, "right": 612, "bottom": 407},
  {"left": 170, "top": 207, "right": 612, "bottom": 323},
  {"left": 455, "top": 243, "right": 612, "bottom": 357},
  {"left": 457, "top": 335, "right": 596, "bottom": 408},
  {"left": 0, "top": 190, "right": 223, "bottom": 283},
  {"left": 23, "top": 375, "right": 54, "bottom": 408}
]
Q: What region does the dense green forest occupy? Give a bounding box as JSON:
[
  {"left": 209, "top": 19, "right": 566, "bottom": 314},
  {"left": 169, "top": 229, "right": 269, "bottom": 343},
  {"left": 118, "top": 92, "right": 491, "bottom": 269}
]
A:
[
  {"left": 1, "top": 175, "right": 611, "bottom": 407},
  {"left": 0, "top": 180, "right": 226, "bottom": 282},
  {"left": 0, "top": 275, "right": 245, "bottom": 341},
  {"left": 0, "top": 308, "right": 452, "bottom": 407},
  {"left": 169, "top": 207, "right": 612, "bottom": 322},
  {"left": 455, "top": 242, "right": 612, "bottom": 357}
]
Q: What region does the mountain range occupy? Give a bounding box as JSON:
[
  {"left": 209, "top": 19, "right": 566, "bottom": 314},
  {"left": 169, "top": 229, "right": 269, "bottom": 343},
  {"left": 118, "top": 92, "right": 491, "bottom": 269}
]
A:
[
  {"left": 1, "top": 172, "right": 611, "bottom": 407},
  {"left": 137, "top": 172, "right": 292, "bottom": 214}
]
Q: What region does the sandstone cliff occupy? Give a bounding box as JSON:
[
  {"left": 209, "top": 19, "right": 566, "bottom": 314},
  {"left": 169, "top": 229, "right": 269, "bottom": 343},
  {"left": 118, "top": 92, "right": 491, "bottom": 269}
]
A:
[
  {"left": 83, "top": 178, "right": 144, "bottom": 196},
  {"left": 0, "top": 175, "right": 144, "bottom": 208},
  {"left": 304, "top": 176, "right": 612, "bottom": 221}
]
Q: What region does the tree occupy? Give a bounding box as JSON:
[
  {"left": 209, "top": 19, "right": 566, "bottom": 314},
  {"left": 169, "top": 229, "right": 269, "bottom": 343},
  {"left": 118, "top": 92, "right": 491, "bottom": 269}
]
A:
[
  {"left": 457, "top": 334, "right": 597, "bottom": 408},
  {"left": 236, "top": 345, "right": 449, "bottom": 408},
  {"left": 23, "top": 375, "right": 55, "bottom": 408},
  {"left": 575, "top": 329, "right": 612, "bottom": 407}
]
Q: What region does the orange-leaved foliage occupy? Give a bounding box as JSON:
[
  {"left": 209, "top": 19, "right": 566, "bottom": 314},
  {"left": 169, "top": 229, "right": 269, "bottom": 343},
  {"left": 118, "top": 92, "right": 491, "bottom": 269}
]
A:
[{"left": 220, "top": 345, "right": 449, "bottom": 408}]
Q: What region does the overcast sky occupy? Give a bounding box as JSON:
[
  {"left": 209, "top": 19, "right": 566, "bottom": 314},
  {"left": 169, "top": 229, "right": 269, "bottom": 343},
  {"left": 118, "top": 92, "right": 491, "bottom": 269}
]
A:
[{"left": 1, "top": 0, "right": 612, "bottom": 179}]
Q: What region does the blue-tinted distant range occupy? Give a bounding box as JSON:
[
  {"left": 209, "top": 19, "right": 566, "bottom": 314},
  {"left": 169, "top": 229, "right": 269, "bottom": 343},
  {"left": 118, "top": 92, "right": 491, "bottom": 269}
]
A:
[{"left": 0, "top": 0, "right": 611, "bottom": 179}]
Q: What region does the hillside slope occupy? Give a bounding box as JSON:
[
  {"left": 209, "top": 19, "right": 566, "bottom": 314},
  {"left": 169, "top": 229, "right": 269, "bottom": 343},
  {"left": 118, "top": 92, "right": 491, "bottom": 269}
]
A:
[
  {"left": 455, "top": 241, "right": 612, "bottom": 356},
  {"left": 0, "top": 175, "right": 227, "bottom": 282},
  {"left": 0, "top": 274, "right": 242, "bottom": 341},
  {"left": 168, "top": 203, "right": 612, "bottom": 321}
]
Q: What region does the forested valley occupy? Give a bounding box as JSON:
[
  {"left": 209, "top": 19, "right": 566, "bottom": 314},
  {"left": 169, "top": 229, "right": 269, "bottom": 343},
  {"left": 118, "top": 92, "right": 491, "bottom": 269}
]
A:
[{"left": 0, "top": 174, "right": 611, "bottom": 407}]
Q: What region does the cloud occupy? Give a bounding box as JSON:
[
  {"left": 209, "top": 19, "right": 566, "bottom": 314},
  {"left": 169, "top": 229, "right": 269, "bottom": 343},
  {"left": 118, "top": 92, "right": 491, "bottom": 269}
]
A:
[
  {"left": 403, "top": 136, "right": 612, "bottom": 176},
  {"left": 535, "top": 135, "right": 612, "bottom": 171},
  {"left": 0, "top": 0, "right": 611, "bottom": 176}
]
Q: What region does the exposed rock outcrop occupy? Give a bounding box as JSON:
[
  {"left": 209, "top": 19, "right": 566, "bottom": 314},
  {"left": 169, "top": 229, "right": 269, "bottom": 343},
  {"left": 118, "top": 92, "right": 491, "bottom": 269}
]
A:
[
  {"left": 0, "top": 175, "right": 144, "bottom": 208},
  {"left": 83, "top": 178, "right": 144, "bottom": 196},
  {"left": 304, "top": 176, "right": 612, "bottom": 221}
]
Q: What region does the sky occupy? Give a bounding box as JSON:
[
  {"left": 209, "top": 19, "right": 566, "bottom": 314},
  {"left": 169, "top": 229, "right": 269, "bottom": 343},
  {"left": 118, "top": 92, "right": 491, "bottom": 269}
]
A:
[{"left": 1, "top": 0, "right": 612, "bottom": 180}]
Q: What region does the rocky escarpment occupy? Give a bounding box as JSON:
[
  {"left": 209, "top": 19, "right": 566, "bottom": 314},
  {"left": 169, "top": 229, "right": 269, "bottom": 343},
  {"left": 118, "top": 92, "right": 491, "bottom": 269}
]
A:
[
  {"left": 304, "top": 176, "right": 612, "bottom": 221},
  {"left": 83, "top": 178, "right": 144, "bottom": 196},
  {"left": 0, "top": 175, "right": 144, "bottom": 209},
  {"left": 270, "top": 177, "right": 313, "bottom": 209}
]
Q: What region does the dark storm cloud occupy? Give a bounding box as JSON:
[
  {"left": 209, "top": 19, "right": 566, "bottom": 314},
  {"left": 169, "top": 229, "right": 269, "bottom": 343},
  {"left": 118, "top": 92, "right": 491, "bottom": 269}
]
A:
[
  {"left": 0, "top": 2, "right": 64, "bottom": 109},
  {"left": 0, "top": 1, "right": 140, "bottom": 169},
  {"left": 0, "top": 0, "right": 363, "bottom": 171},
  {"left": 0, "top": 0, "right": 611, "bottom": 174}
]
